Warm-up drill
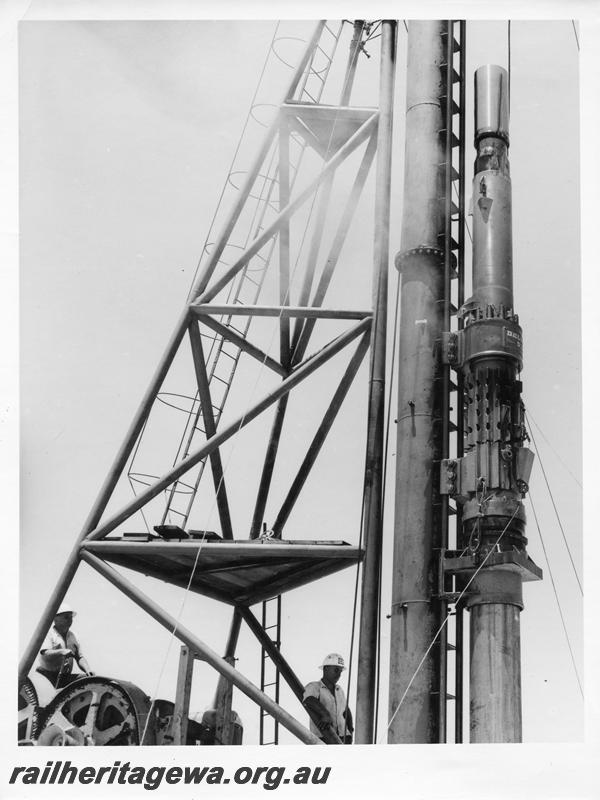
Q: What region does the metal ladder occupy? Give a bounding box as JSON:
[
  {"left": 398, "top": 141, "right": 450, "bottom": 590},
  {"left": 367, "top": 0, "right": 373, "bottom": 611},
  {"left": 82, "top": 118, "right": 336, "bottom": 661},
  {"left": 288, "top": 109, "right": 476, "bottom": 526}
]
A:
[
  {"left": 148, "top": 21, "right": 345, "bottom": 744},
  {"left": 437, "top": 18, "right": 466, "bottom": 744},
  {"left": 137, "top": 22, "right": 346, "bottom": 530},
  {"left": 259, "top": 595, "right": 283, "bottom": 744}
]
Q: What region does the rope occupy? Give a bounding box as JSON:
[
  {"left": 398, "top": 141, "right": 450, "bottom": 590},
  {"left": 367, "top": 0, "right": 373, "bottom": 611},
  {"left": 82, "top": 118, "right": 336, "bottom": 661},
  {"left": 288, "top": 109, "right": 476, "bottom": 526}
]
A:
[
  {"left": 453, "top": 182, "right": 472, "bottom": 243},
  {"left": 386, "top": 505, "right": 520, "bottom": 735},
  {"left": 343, "top": 21, "right": 401, "bottom": 742},
  {"left": 571, "top": 20, "right": 580, "bottom": 52},
  {"left": 528, "top": 491, "right": 584, "bottom": 698},
  {"left": 186, "top": 22, "right": 281, "bottom": 300},
  {"left": 330, "top": 20, "right": 381, "bottom": 742},
  {"left": 140, "top": 527, "right": 209, "bottom": 743},
  {"left": 142, "top": 23, "right": 369, "bottom": 741},
  {"left": 373, "top": 260, "right": 402, "bottom": 737},
  {"left": 344, "top": 498, "right": 366, "bottom": 742},
  {"left": 525, "top": 411, "right": 583, "bottom": 595},
  {"left": 508, "top": 21, "right": 511, "bottom": 114},
  {"left": 163, "top": 21, "right": 346, "bottom": 527}
]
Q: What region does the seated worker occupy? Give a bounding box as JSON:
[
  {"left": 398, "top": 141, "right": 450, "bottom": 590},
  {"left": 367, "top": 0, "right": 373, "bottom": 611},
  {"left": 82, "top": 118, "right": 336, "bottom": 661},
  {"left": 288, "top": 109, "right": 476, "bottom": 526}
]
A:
[
  {"left": 303, "top": 653, "right": 353, "bottom": 744},
  {"left": 37, "top": 603, "right": 94, "bottom": 689}
]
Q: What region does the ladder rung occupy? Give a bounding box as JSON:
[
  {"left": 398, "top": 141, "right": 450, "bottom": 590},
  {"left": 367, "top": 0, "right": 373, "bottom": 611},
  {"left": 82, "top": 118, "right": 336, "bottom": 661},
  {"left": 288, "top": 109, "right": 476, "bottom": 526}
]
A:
[
  {"left": 438, "top": 164, "right": 459, "bottom": 182},
  {"left": 437, "top": 232, "right": 459, "bottom": 250},
  {"left": 438, "top": 131, "right": 460, "bottom": 149},
  {"left": 441, "top": 30, "right": 461, "bottom": 53},
  {"left": 440, "top": 97, "right": 460, "bottom": 116},
  {"left": 315, "top": 44, "right": 332, "bottom": 62},
  {"left": 308, "top": 69, "right": 326, "bottom": 84},
  {"left": 437, "top": 199, "right": 459, "bottom": 217}
]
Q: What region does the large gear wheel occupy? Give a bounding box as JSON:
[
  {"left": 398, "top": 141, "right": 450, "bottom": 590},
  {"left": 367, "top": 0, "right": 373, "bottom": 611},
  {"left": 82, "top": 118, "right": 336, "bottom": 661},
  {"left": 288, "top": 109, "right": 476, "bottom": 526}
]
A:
[
  {"left": 18, "top": 678, "right": 40, "bottom": 743},
  {"left": 37, "top": 676, "right": 154, "bottom": 746}
]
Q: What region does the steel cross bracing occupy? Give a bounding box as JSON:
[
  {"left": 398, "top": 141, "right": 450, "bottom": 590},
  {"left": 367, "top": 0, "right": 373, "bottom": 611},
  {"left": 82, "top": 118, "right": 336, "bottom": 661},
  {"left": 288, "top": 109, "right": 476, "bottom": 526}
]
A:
[
  {"left": 20, "top": 20, "right": 395, "bottom": 748},
  {"left": 155, "top": 21, "right": 346, "bottom": 532},
  {"left": 437, "top": 20, "right": 467, "bottom": 744}
]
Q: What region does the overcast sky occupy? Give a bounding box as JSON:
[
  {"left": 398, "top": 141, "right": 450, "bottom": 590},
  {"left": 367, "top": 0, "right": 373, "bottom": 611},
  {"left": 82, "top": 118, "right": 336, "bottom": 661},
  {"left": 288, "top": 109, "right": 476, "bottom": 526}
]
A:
[{"left": 3, "top": 3, "right": 599, "bottom": 798}]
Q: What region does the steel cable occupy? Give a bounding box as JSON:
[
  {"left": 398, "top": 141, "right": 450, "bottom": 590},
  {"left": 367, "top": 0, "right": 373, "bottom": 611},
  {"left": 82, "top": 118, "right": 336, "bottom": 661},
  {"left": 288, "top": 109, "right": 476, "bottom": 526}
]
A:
[
  {"left": 525, "top": 408, "right": 582, "bottom": 488},
  {"left": 525, "top": 410, "right": 583, "bottom": 595},
  {"left": 385, "top": 505, "right": 520, "bottom": 736},
  {"left": 142, "top": 22, "right": 375, "bottom": 743},
  {"left": 528, "top": 491, "right": 583, "bottom": 698}
]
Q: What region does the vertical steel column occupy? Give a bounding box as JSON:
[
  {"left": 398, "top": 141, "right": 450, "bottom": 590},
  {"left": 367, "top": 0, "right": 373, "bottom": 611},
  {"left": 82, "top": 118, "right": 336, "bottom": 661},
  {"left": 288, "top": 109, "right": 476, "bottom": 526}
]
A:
[
  {"left": 213, "top": 608, "right": 242, "bottom": 707},
  {"left": 388, "top": 20, "right": 447, "bottom": 744},
  {"left": 215, "top": 656, "right": 236, "bottom": 744},
  {"left": 470, "top": 582, "right": 522, "bottom": 741},
  {"left": 355, "top": 20, "right": 396, "bottom": 745},
  {"left": 454, "top": 19, "right": 467, "bottom": 745},
  {"left": 437, "top": 20, "right": 456, "bottom": 744},
  {"left": 173, "top": 645, "right": 195, "bottom": 745},
  {"left": 340, "top": 21, "right": 366, "bottom": 105}
]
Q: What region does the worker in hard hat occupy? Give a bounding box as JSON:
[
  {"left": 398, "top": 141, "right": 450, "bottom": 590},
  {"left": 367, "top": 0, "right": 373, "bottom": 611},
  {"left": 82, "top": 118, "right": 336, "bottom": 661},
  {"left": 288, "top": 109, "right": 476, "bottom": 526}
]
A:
[
  {"left": 36, "top": 603, "right": 94, "bottom": 689},
  {"left": 303, "top": 653, "right": 353, "bottom": 744}
]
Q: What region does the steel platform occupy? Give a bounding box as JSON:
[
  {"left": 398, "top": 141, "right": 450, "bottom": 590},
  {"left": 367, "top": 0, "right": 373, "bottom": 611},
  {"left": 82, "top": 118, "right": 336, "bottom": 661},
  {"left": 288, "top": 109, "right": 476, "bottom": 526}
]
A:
[{"left": 80, "top": 539, "right": 363, "bottom": 606}]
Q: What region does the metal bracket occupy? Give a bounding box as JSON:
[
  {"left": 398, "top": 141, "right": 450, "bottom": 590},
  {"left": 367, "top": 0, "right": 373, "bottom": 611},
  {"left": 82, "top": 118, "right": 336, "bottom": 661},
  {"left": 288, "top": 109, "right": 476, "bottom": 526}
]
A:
[
  {"left": 441, "top": 548, "right": 543, "bottom": 583},
  {"left": 441, "top": 330, "right": 463, "bottom": 366}
]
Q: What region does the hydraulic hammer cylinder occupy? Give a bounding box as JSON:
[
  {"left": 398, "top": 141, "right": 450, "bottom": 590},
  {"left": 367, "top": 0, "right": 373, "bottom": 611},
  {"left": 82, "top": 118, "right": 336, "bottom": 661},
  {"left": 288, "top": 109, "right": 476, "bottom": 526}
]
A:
[{"left": 440, "top": 65, "right": 541, "bottom": 742}]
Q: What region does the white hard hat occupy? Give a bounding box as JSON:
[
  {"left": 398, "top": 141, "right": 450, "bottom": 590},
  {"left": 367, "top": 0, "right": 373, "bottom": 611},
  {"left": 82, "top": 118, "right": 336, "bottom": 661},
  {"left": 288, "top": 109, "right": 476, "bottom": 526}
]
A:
[
  {"left": 320, "top": 653, "right": 345, "bottom": 670},
  {"left": 56, "top": 603, "right": 76, "bottom": 617}
]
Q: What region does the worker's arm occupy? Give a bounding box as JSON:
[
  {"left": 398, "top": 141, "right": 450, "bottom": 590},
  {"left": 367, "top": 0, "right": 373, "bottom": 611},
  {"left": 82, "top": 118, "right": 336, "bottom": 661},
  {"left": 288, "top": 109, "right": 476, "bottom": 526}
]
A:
[
  {"left": 343, "top": 705, "right": 354, "bottom": 733},
  {"left": 302, "top": 686, "right": 343, "bottom": 745},
  {"left": 342, "top": 706, "right": 354, "bottom": 744},
  {"left": 76, "top": 654, "right": 94, "bottom": 676},
  {"left": 302, "top": 695, "right": 333, "bottom": 732},
  {"left": 39, "top": 646, "right": 73, "bottom": 669},
  {"left": 69, "top": 634, "right": 94, "bottom": 676}
]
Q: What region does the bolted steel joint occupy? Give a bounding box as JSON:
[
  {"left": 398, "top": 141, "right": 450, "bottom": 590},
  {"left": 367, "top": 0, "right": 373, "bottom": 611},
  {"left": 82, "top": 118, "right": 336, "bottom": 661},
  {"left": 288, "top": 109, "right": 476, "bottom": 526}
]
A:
[{"left": 394, "top": 245, "right": 445, "bottom": 273}]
